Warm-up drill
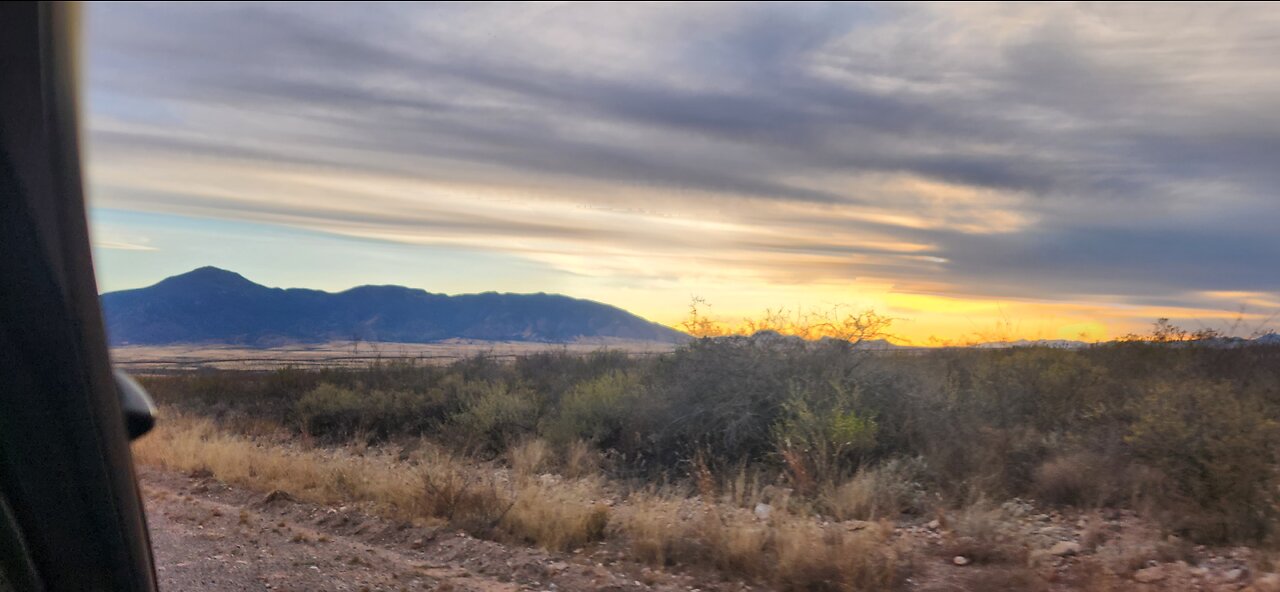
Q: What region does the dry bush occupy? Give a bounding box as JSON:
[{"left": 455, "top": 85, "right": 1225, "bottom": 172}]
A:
[
  {"left": 503, "top": 479, "right": 609, "bottom": 551},
  {"left": 416, "top": 451, "right": 512, "bottom": 535},
  {"left": 133, "top": 412, "right": 421, "bottom": 510},
  {"left": 617, "top": 493, "right": 900, "bottom": 591},
  {"left": 136, "top": 410, "right": 605, "bottom": 550},
  {"left": 1032, "top": 452, "right": 1114, "bottom": 507},
  {"left": 618, "top": 494, "right": 704, "bottom": 566},
  {"left": 721, "top": 465, "right": 773, "bottom": 509},
  {"left": 1079, "top": 516, "right": 1108, "bottom": 552},
  {"left": 944, "top": 501, "right": 1027, "bottom": 565},
  {"left": 560, "top": 439, "right": 601, "bottom": 479},
  {"left": 823, "top": 458, "right": 929, "bottom": 521},
  {"left": 507, "top": 438, "right": 550, "bottom": 482},
  {"left": 704, "top": 512, "right": 770, "bottom": 575},
  {"left": 1093, "top": 531, "right": 1192, "bottom": 576},
  {"left": 771, "top": 517, "right": 899, "bottom": 591}
]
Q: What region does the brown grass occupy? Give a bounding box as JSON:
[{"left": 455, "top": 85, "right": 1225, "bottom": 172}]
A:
[
  {"left": 822, "top": 459, "right": 928, "bottom": 521},
  {"left": 136, "top": 409, "right": 905, "bottom": 588},
  {"left": 616, "top": 492, "right": 901, "bottom": 590},
  {"left": 135, "top": 411, "right": 608, "bottom": 550},
  {"left": 943, "top": 500, "right": 1028, "bottom": 565},
  {"left": 1032, "top": 452, "right": 1118, "bottom": 507},
  {"left": 560, "top": 439, "right": 600, "bottom": 479}
]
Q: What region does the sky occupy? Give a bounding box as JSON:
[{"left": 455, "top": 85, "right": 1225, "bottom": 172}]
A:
[{"left": 83, "top": 2, "right": 1280, "bottom": 343}]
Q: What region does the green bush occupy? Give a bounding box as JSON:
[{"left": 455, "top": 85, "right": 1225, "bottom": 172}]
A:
[
  {"left": 450, "top": 381, "right": 540, "bottom": 453},
  {"left": 296, "top": 383, "right": 439, "bottom": 439},
  {"left": 772, "top": 384, "right": 878, "bottom": 484},
  {"left": 1126, "top": 379, "right": 1279, "bottom": 542},
  {"left": 541, "top": 370, "right": 641, "bottom": 448}
]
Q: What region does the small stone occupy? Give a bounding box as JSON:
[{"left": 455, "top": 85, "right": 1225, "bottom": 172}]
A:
[
  {"left": 1134, "top": 566, "right": 1166, "bottom": 583},
  {"left": 953, "top": 556, "right": 971, "bottom": 566},
  {"left": 753, "top": 503, "right": 772, "bottom": 521},
  {"left": 260, "top": 489, "right": 294, "bottom": 505},
  {"left": 1251, "top": 573, "right": 1280, "bottom": 592},
  {"left": 926, "top": 519, "right": 941, "bottom": 530},
  {"left": 1049, "top": 541, "right": 1081, "bottom": 557},
  {"left": 1225, "top": 568, "right": 1249, "bottom": 582}
]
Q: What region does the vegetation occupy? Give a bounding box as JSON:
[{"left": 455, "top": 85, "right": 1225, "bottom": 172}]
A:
[{"left": 135, "top": 319, "right": 1280, "bottom": 589}]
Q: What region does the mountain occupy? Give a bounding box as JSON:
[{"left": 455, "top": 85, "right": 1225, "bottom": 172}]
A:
[
  {"left": 973, "top": 339, "right": 1090, "bottom": 349},
  {"left": 100, "top": 267, "right": 687, "bottom": 346}
]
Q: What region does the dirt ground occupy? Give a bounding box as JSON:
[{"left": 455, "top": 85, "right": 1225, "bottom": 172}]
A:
[
  {"left": 141, "top": 464, "right": 1279, "bottom": 592},
  {"left": 141, "top": 466, "right": 721, "bottom": 592}
]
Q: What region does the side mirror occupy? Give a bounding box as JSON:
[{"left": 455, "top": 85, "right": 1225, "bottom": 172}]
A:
[{"left": 113, "top": 370, "right": 156, "bottom": 440}]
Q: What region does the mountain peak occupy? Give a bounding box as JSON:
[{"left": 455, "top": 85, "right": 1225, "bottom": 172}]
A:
[
  {"left": 101, "top": 267, "right": 687, "bottom": 345},
  {"left": 163, "top": 266, "right": 258, "bottom": 286}
]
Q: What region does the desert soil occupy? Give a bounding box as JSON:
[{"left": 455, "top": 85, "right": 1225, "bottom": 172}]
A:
[
  {"left": 142, "top": 465, "right": 1276, "bottom": 592},
  {"left": 141, "top": 466, "right": 718, "bottom": 592}
]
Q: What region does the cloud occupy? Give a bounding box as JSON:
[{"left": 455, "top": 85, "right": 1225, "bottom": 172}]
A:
[
  {"left": 93, "top": 239, "right": 158, "bottom": 252},
  {"left": 83, "top": 2, "right": 1280, "bottom": 324}
]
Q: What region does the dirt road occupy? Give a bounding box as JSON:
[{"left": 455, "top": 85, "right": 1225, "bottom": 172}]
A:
[{"left": 140, "top": 467, "right": 708, "bottom": 592}]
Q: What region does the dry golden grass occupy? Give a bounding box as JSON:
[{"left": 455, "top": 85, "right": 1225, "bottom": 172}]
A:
[
  {"left": 616, "top": 492, "right": 901, "bottom": 591},
  {"left": 135, "top": 411, "right": 608, "bottom": 551},
  {"left": 503, "top": 479, "right": 610, "bottom": 551},
  {"left": 507, "top": 438, "right": 551, "bottom": 482},
  {"left": 560, "top": 439, "right": 601, "bottom": 479},
  {"left": 136, "top": 409, "right": 904, "bottom": 588},
  {"left": 616, "top": 494, "right": 703, "bottom": 566},
  {"left": 133, "top": 413, "right": 422, "bottom": 510},
  {"left": 822, "top": 459, "right": 926, "bottom": 521},
  {"left": 943, "top": 500, "right": 1028, "bottom": 565},
  {"left": 771, "top": 518, "right": 899, "bottom": 592}
]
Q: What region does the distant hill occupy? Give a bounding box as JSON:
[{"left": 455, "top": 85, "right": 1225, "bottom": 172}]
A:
[
  {"left": 973, "top": 339, "right": 1090, "bottom": 349},
  {"left": 100, "top": 267, "right": 688, "bottom": 346}
]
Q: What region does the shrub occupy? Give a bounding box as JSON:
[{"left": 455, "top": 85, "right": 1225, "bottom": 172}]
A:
[
  {"left": 416, "top": 451, "right": 512, "bottom": 536},
  {"left": 507, "top": 438, "right": 551, "bottom": 481},
  {"left": 540, "top": 370, "right": 640, "bottom": 448},
  {"left": 449, "top": 381, "right": 540, "bottom": 453},
  {"left": 561, "top": 439, "right": 602, "bottom": 479},
  {"left": 944, "top": 500, "right": 1028, "bottom": 564},
  {"left": 1031, "top": 452, "right": 1114, "bottom": 507},
  {"left": 503, "top": 480, "right": 610, "bottom": 551},
  {"left": 1126, "top": 379, "right": 1279, "bottom": 542},
  {"left": 771, "top": 517, "right": 899, "bottom": 591},
  {"left": 772, "top": 384, "right": 878, "bottom": 485},
  {"left": 295, "top": 383, "right": 437, "bottom": 440},
  {"left": 822, "top": 457, "right": 930, "bottom": 521},
  {"left": 619, "top": 494, "right": 705, "bottom": 566}
]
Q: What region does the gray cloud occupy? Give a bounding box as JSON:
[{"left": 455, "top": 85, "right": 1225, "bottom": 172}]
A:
[{"left": 85, "top": 1, "right": 1280, "bottom": 317}]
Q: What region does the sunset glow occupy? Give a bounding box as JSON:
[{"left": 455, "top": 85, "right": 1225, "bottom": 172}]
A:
[{"left": 85, "top": 2, "right": 1280, "bottom": 342}]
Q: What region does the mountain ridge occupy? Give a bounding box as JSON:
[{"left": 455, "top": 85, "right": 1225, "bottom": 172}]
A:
[{"left": 101, "top": 267, "right": 687, "bottom": 346}]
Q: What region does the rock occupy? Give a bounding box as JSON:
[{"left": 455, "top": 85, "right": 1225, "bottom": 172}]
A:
[
  {"left": 188, "top": 468, "right": 214, "bottom": 480},
  {"left": 953, "top": 556, "right": 971, "bottom": 566},
  {"left": 259, "top": 490, "right": 294, "bottom": 505},
  {"left": 1225, "top": 568, "right": 1249, "bottom": 583},
  {"left": 754, "top": 503, "right": 772, "bottom": 521},
  {"left": 1250, "top": 573, "right": 1280, "bottom": 592},
  {"left": 1049, "top": 541, "right": 1081, "bottom": 557},
  {"left": 1134, "top": 566, "right": 1166, "bottom": 584},
  {"left": 926, "top": 519, "right": 941, "bottom": 530}
]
